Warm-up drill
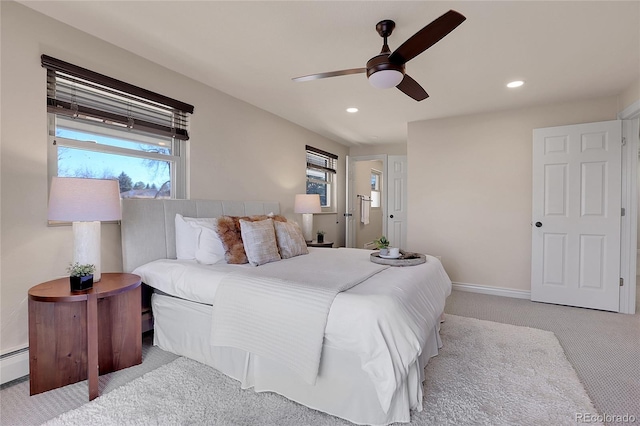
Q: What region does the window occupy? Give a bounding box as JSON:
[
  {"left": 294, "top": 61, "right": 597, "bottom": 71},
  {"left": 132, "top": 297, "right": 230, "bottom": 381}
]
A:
[
  {"left": 305, "top": 145, "right": 338, "bottom": 209},
  {"left": 370, "top": 169, "right": 382, "bottom": 208},
  {"left": 43, "top": 55, "right": 194, "bottom": 199}
]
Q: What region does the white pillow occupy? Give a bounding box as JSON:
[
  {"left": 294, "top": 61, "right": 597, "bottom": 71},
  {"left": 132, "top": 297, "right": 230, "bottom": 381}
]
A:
[
  {"left": 189, "top": 220, "right": 226, "bottom": 265},
  {"left": 274, "top": 220, "right": 308, "bottom": 259},
  {"left": 239, "top": 219, "right": 281, "bottom": 266},
  {"left": 175, "top": 214, "right": 217, "bottom": 260}
]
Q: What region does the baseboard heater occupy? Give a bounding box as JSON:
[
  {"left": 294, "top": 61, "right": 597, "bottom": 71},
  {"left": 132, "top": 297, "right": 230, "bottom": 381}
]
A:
[{"left": 0, "top": 347, "right": 29, "bottom": 385}]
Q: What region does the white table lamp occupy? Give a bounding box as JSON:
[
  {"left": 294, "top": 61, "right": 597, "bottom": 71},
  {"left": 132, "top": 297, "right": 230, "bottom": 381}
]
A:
[
  {"left": 294, "top": 194, "right": 322, "bottom": 242},
  {"left": 48, "top": 177, "right": 122, "bottom": 281}
]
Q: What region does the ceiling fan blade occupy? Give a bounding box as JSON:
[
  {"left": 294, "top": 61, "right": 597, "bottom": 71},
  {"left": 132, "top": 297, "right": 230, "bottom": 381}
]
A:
[
  {"left": 388, "top": 10, "right": 466, "bottom": 65},
  {"left": 396, "top": 74, "right": 429, "bottom": 101},
  {"left": 292, "top": 68, "right": 367, "bottom": 82}
]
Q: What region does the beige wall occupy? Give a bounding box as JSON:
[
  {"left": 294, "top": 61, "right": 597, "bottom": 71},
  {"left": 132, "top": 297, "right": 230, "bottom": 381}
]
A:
[
  {"left": 620, "top": 76, "right": 640, "bottom": 112},
  {"left": 0, "top": 2, "right": 347, "bottom": 353},
  {"left": 407, "top": 96, "right": 620, "bottom": 291},
  {"left": 350, "top": 142, "right": 406, "bottom": 157}
]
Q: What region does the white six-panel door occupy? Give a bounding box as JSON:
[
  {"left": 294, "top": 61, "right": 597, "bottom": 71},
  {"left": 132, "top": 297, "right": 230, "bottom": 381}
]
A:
[
  {"left": 386, "top": 155, "right": 407, "bottom": 249},
  {"left": 531, "top": 120, "right": 622, "bottom": 312}
]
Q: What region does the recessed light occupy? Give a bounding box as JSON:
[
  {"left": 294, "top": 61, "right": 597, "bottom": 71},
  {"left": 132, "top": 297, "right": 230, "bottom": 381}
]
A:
[
  {"left": 507, "top": 80, "right": 524, "bottom": 88},
  {"left": 346, "top": 107, "right": 358, "bottom": 113}
]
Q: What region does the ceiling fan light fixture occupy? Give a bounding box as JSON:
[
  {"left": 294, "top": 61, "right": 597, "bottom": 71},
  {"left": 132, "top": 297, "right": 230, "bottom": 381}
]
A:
[{"left": 368, "top": 69, "right": 404, "bottom": 89}]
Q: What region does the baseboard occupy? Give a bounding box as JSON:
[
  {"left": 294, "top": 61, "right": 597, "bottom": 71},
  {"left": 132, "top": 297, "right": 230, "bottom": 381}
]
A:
[
  {"left": 0, "top": 348, "right": 29, "bottom": 385},
  {"left": 452, "top": 282, "right": 531, "bottom": 300}
]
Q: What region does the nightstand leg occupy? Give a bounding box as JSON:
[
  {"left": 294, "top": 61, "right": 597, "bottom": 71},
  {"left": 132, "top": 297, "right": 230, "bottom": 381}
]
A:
[{"left": 87, "top": 292, "right": 99, "bottom": 400}]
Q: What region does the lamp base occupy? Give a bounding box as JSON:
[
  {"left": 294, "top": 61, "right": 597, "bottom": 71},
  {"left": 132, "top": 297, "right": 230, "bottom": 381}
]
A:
[
  {"left": 73, "top": 221, "right": 101, "bottom": 282},
  {"left": 301, "top": 213, "right": 313, "bottom": 243}
]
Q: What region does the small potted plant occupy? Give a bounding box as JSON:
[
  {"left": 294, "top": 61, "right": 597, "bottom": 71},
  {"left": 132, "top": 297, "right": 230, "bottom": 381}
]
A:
[
  {"left": 316, "top": 230, "right": 325, "bottom": 243},
  {"left": 67, "top": 262, "right": 95, "bottom": 292},
  {"left": 374, "top": 236, "right": 390, "bottom": 256}
]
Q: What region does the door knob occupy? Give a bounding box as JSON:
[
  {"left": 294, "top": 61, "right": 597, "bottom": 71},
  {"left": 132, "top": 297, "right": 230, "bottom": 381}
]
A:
[
  {"left": 389, "top": 214, "right": 394, "bottom": 218},
  {"left": 535, "top": 222, "right": 542, "bottom": 228}
]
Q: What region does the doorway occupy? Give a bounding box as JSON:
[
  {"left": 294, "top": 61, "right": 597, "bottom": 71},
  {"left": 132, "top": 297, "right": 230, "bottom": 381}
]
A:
[
  {"left": 355, "top": 160, "right": 384, "bottom": 249},
  {"left": 345, "top": 155, "right": 408, "bottom": 249},
  {"left": 531, "top": 120, "right": 622, "bottom": 311},
  {"left": 531, "top": 113, "right": 638, "bottom": 314},
  {"left": 346, "top": 156, "right": 386, "bottom": 248}
]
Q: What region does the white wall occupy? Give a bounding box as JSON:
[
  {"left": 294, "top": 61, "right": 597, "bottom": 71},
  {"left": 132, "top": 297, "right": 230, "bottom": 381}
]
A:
[
  {"left": 0, "top": 2, "right": 347, "bottom": 354},
  {"left": 407, "top": 97, "right": 620, "bottom": 292}
]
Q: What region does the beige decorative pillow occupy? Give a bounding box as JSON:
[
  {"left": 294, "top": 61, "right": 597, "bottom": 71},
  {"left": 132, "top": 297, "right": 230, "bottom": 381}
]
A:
[
  {"left": 239, "top": 219, "right": 281, "bottom": 266},
  {"left": 274, "top": 220, "right": 309, "bottom": 259},
  {"left": 216, "top": 215, "right": 287, "bottom": 264}
]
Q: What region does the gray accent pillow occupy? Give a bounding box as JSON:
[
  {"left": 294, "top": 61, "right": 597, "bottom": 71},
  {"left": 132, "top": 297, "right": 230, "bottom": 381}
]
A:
[
  {"left": 274, "top": 220, "right": 309, "bottom": 259},
  {"left": 239, "top": 219, "right": 281, "bottom": 266}
]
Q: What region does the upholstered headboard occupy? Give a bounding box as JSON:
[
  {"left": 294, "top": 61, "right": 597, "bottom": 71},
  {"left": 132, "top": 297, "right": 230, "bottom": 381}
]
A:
[{"left": 121, "top": 199, "right": 280, "bottom": 272}]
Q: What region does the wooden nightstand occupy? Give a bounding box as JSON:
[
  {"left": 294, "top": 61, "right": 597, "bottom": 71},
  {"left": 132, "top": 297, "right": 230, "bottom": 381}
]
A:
[
  {"left": 28, "top": 273, "right": 142, "bottom": 400},
  {"left": 307, "top": 240, "right": 334, "bottom": 248}
]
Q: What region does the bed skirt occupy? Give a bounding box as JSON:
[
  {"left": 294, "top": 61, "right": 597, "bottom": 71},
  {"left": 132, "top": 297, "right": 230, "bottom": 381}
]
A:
[{"left": 151, "top": 292, "right": 443, "bottom": 425}]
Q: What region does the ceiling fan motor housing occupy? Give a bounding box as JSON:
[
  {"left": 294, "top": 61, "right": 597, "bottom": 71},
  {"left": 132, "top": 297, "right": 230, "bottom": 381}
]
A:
[
  {"left": 376, "top": 19, "right": 396, "bottom": 38},
  {"left": 367, "top": 19, "right": 404, "bottom": 88}
]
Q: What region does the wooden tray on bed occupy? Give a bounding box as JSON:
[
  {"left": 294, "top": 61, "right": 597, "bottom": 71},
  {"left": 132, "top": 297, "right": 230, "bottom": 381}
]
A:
[{"left": 370, "top": 250, "right": 426, "bottom": 266}]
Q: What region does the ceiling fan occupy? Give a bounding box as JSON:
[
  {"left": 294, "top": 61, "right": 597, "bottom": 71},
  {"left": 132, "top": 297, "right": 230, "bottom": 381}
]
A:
[{"left": 292, "top": 10, "right": 466, "bottom": 101}]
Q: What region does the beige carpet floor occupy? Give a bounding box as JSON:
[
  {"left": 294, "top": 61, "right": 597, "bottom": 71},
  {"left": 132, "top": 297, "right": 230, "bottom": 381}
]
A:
[
  {"left": 1, "top": 289, "right": 638, "bottom": 425},
  {"left": 444, "top": 288, "right": 640, "bottom": 425},
  {"left": 43, "top": 315, "right": 599, "bottom": 426}
]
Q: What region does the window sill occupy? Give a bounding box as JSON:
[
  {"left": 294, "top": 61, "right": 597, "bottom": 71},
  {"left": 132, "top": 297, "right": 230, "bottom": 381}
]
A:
[{"left": 48, "top": 220, "right": 121, "bottom": 227}]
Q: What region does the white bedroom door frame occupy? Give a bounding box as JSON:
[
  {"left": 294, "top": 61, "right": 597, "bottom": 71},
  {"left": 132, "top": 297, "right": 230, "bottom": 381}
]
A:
[
  {"left": 345, "top": 155, "right": 388, "bottom": 248},
  {"left": 618, "top": 100, "right": 639, "bottom": 314},
  {"left": 531, "top": 120, "right": 623, "bottom": 312}
]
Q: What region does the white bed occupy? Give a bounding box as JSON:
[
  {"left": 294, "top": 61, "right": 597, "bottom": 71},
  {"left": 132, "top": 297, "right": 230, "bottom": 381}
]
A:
[{"left": 121, "top": 199, "right": 452, "bottom": 425}]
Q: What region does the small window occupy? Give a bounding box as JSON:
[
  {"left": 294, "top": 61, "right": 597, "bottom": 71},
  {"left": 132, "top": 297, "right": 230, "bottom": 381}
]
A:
[
  {"left": 305, "top": 145, "right": 338, "bottom": 210},
  {"left": 43, "top": 55, "right": 193, "bottom": 199},
  {"left": 52, "top": 118, "right": 181, "bottom": 198},
  {"left": 370, "top": 169, "right": 382, "bottom": 208}
]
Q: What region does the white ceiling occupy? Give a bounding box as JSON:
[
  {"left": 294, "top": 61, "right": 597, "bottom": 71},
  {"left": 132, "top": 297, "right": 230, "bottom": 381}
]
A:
[{"left": 19, "top": 1, "right": 640, "bottom": 147}]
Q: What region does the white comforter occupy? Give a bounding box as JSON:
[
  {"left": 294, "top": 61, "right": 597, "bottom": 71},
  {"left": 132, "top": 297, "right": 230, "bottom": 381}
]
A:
[
  {"left": 211, "top": 249, "right": 389, "bottom": 386},
  {"left": 134, "top": 248, "right": 452, "bottom": 412}
]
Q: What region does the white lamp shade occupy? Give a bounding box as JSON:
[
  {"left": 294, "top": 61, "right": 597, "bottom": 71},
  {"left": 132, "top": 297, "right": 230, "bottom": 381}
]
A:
[
  {"left": 294, "top": 194, "right": 322, "bottom": 214},
  {"left": 368, "top": 69, "right": 404, "bottom": 89},
  {"left": 48, "top": 177, "right": 122, "bottom": 221}
]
